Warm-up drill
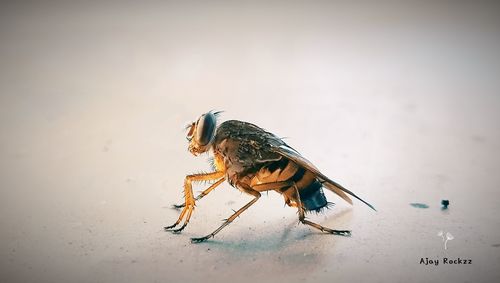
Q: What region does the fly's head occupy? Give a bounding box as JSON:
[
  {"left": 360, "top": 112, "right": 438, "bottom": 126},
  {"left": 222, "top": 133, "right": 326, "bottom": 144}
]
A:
[{"left": 186, "top": 111, "right": 219, "bottom": 156}]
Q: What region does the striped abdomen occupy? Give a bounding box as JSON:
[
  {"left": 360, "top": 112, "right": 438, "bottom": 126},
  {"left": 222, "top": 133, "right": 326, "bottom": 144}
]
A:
[{"left": 249, "top": 158, "right": 327, "bottom": 211}]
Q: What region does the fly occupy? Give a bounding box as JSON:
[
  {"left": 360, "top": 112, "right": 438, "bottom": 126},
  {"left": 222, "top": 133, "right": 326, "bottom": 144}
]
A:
[{"left": 165, "top": 111, "right": 376, "bottom": 243}]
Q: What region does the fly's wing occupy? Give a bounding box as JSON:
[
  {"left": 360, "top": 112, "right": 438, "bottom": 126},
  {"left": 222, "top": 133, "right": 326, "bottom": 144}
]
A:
[
  {"left": 215, "top": 120, "right": 375, "bottom": 211},
  {"left": 273, "top": 145, "right": 376, "bottom": 211}
]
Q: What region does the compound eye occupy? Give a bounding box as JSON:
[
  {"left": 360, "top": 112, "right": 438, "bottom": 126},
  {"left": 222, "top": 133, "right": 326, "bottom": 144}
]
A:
[
  {"left": 195, "top": 112, "right": 216, "bottom": 145},
  {"left": 186, "top": 123, "right": 195, "bottom": 141}
]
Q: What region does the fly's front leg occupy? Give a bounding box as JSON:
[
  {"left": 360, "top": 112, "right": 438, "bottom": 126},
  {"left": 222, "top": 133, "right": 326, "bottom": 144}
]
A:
[
  {"left": 165, "top": 171, "right": 224, "bottom": 233},
  {"left": 173, "top": 178, "right": 225, "bottom": 209},
  {"left": 291, "top": 184, "right": 350, "bottom": 236}
]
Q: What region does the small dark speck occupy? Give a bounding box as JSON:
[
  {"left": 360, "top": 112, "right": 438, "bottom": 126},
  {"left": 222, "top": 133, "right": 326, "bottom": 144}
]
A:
[
  {"left": 492, "top": 244, "right": 500, "bottom": 247},
  {"left": 410, "top": 203, "right": 429, "bottom": 209},
  {"left": 441, "top": 200, "right": 450, "bottom": 209}
]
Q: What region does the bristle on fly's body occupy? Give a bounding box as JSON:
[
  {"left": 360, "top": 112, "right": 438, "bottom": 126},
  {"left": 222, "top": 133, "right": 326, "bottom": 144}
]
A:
[{"left": 306, "top": 202, "right": 336, "bottom": 214}]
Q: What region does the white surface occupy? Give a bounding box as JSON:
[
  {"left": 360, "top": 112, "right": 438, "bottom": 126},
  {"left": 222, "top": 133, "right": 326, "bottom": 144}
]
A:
[{"left": 1, "top": 1, "right": 500, "bottom": 282}]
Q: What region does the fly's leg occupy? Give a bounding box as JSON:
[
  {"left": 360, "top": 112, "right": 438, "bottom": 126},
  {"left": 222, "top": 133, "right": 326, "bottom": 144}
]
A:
[
  {"left": 252, "top": 180, "right": 294, "bottom": 192},
  {"left": 281, "top": 185, "right": 299, "bottom": 207},
  {"left": 290, "top": 184, "right": 351, "bottom": 236},
  {"left": 190, "top": 181, "right": 276, "bottom": 243},
  {"left": 165, "top": 171, "right": 224, "bottom": 233},
  {"left": 253, "top": 180, "right": 298, "bottom": 207},
  {"left": 173, "top": 178, "right": 225, "bottom": 209},
  {"left": 191, "top": 190, "right": 261, "bottom": 243},
  {"left": 191, "top": 181, "right": 295, "bottom": 243},
  {"left": 284, "top": 197, "right": 298, "bottom": 207}
]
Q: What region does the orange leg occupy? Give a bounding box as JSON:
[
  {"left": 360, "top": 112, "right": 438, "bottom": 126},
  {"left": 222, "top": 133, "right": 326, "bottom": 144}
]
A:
[
  {"left": 280, "top": 185, "right": 299, "bottom": 207},
  {"left": 191, "top": 182, "right": 284, "bottom": 243},
  {"left": 253, "top": 180, "right": 298, "bottom": 207},
  {"left": 165, "top": 171, "right": 224, "bottom": 233},
  {"left": 173, "top": 178, "right": 225, "bottom": 209}
]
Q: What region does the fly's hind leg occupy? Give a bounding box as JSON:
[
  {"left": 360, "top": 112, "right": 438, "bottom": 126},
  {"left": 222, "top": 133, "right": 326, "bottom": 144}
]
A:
[
  {"left": 288, "top": 184, "right": 351, "bottom": 236},
  {"left": 165, "top": 171, "right": 224, "bottom": 233}
]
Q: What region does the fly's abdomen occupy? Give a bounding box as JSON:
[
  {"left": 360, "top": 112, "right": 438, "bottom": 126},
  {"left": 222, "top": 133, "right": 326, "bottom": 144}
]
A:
[
  {"left": 250, "top": 158, "right": 328, "bottom": 212},
  {"left": 293, "top": 167, "right": 327, "bottom": 211},
  {"left": 298, "top": 180, "right": 327, "bottom": 211},
  {"left": 250, "top": 158, "right": 298, "bottom": 186}
]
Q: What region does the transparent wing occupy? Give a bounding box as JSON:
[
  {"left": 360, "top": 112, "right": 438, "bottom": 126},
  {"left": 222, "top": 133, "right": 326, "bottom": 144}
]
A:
[{"left": 274, "top": 145, "right": 376, "bottom": 211}]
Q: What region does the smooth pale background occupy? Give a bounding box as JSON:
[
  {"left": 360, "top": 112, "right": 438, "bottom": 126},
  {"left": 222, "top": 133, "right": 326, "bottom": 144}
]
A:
[{"left": 1, "top": 1, "right": 499, "bottom": 282}]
